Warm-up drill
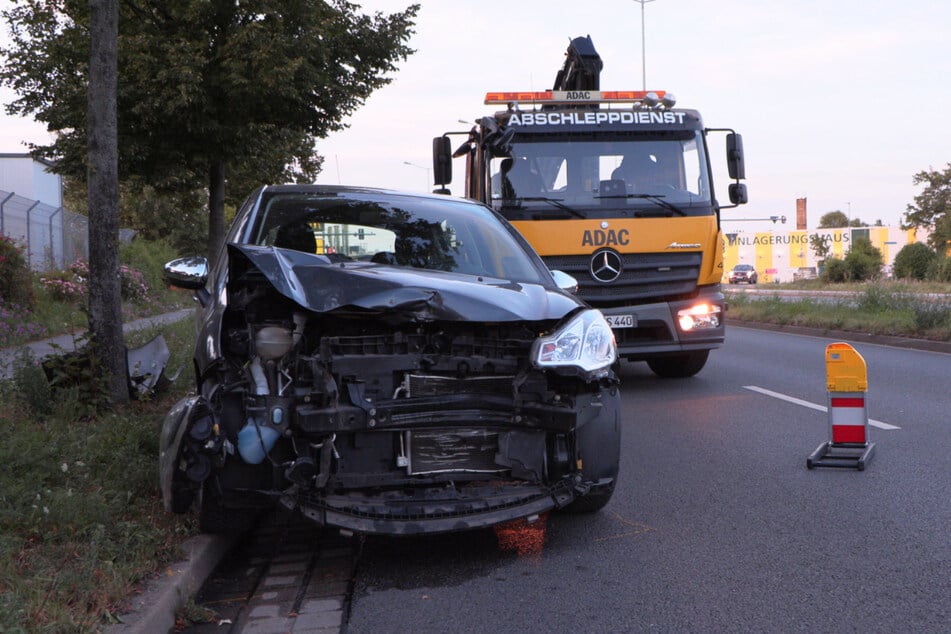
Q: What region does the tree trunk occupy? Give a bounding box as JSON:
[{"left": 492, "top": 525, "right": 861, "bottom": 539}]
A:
[
  {"left": 87, "top": 0, "right": 128, "bottom": 405},
  {"left": 208, "top": 162, "right": 226, "bottom": 270}
]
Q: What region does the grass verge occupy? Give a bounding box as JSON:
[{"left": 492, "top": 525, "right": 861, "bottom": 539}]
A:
[
  {"left": 0, "top": 317, "right": 198, "bottom": 632},
  {"left": 725, "top": 282, "right": 951, "bottom": 341}
]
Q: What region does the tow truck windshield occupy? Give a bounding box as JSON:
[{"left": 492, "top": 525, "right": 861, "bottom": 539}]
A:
[{"left": 489, "top": 131, "right": 713, "bottom": 219}]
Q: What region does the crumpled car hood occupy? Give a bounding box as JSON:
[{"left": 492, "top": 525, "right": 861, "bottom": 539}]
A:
[{"left": 229, "top": 244, "right": 582, "bottom": 322}]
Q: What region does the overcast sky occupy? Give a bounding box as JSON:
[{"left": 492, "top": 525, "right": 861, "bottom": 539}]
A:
[{"left": 3, "top": 0, "right": 949, "bottom": 231}]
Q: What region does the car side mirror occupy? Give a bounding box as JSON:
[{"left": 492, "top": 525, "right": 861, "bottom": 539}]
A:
[
  {"left": 550, "top": 270, "right": 579, "bottom": 294},
  {"left": 164, "top": 256, "right": 208, "bottom": 290}
]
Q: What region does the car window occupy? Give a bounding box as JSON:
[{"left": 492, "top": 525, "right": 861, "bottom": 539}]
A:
[{"left": 248, "top": 193, "right": 546, "bottom": 284}]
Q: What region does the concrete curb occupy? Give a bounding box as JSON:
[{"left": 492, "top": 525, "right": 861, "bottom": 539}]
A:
[
  {"left": 109, "top": 533, "right": 237, "bottom": 634},
  {"left": 0, "top": 308, "right": 192, "bottom": 380}
]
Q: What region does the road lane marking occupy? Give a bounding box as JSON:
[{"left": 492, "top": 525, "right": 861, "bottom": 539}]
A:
[{"left": 743, "top": 385, "right": 901, "bottom": 430}]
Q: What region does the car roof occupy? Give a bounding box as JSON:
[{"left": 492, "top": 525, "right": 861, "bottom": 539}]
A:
[{"left": 257, "top": 183, "right": 468, "bottom": 205}]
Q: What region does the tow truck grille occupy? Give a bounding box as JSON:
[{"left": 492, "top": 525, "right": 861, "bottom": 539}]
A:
[{"left": 543, "top": 252, "right": 701, "bottom": 306}]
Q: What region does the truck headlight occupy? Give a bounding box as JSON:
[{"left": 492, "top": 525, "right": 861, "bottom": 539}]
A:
[
  {"left": 678, "top": 303, "right": 721, "bottom": 331},
  {"left": 533, "top": 309, "right": 617, "bottom": 373}
]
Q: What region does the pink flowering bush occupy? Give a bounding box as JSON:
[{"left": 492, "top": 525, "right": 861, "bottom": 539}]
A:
[
  {"left": 41, "top": 258, "right": 153, "bottom": 304},
  {"left": 69, "top": 258, "right": 89, "bottom": 281},
  {"left": 39, "top": 269, "right": 86, "bottom": 302},
  {"left": 119, "top": 264, "right": 151, "bottom": 303}
]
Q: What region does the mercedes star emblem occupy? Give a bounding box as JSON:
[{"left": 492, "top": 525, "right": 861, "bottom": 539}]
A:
[{"left": 590, "top": 249, "right": 623, "bottom": 283}]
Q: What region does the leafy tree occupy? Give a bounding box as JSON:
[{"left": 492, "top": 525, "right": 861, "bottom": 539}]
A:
[
  {"left": 1, "top": 1, "right": 419, "bottom": 267},
  {"left": 809, "top": 234, "right": 831, "bottom": 265},
  {"left": 819, "top": 210, "right": 849, "bottom": 228},
  {"left": 819, "top": 210, "right": 868, "bottom": 228},
  {"left": 902, "top": 164, "right": 951, "bottom": 251},
  {"left": 892, "top": 242, "right": 937, "bottom": 280},
  {"left": 843, "top": 237, "right": 883, "bottom": 281},
  {"left": 87, "top": 0, "right": 127, "bottom": 405},
  {"left": 931, "top": 213, "right": 951, "bottom": 256}
]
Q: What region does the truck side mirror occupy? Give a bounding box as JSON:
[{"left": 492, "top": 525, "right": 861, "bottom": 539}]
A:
[
  {"left": 729, "top": 183, "right": 748, "bottom": 205},
  {"left": 726, "top": 133, "right": 745, "bottom": 180},
  {"left": 433, "top": 136, "right": 452, "bottom": 186}
]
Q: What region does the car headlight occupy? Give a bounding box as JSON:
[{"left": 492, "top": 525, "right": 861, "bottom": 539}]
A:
[
  {"left": 532, "top": 309, "right": 617, "bottom": 374},
  {"left": 677, "top": 303, "right": 721, "bottom": 331}
]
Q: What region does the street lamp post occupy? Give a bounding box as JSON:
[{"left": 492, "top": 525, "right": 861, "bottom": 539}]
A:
[
  {"left": 633, "top": 0, "right": 657, "bottom": 91},
  {"left": 403, "top": 161, "right": 431, "bottom": 192}
]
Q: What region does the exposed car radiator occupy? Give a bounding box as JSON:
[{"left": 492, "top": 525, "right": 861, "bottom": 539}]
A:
[
  {"left": 402, "top": 373, "right": 513, "bottom": 398},
  {"left": 407, "top": 429, "right": 502, "bottom": 475}
]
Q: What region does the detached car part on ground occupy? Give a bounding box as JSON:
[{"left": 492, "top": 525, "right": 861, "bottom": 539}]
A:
[{"left": 160, "top": 185, "right": 621, "bottom": 536}]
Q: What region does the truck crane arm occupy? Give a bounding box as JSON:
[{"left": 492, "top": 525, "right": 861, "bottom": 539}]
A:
[{"left": 552, "top": 35, "right": 603, "bottom": 91}]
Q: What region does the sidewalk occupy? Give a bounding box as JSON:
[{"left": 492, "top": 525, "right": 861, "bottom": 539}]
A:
[{"left": 0, "top": 308, "right": 194, "bottom": 380}]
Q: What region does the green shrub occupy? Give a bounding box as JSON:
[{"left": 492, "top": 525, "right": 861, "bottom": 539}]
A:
[
  {"left": 893, "top": 243, "right": 937, "bottom": 280},
  {"left": 121, "top": 237, "right": 180, "bottom": 293},
  {"left": 0, "top": 233, "right": 34, "bottom": 308},
  {"left": 821, "top": 257, "right": 848, "bottom": 282},
  {"left": 42, "top": 337, "right": 113, "bottom": 421},
  {"left": 12, "top": 349, "right": 53, "bottom": 415},
  {"left": 928, "top": 255, "right": 951, "bottom": 282},
  {"left": 844, "top": 237, "right": 883, "bottom": 281}
]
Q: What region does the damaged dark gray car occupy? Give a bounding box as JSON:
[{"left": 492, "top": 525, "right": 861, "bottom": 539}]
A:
[{"left": 160, "top": 185, "right": 620, "bottom": 535}]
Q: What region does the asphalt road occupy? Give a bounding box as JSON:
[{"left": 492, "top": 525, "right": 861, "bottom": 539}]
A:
[
  {"left": 182, "top": 325, "right": 950, "bottom": 633},
  {"left": 343, "top": 325, "right": 950, "bottom": 633}
]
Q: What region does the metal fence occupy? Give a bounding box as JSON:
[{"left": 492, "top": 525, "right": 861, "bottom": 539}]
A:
[{"left": 0, "top": 189, "right": 89, "bottom": 271}]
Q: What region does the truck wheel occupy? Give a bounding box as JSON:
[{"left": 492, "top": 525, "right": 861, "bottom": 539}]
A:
[
  {"left": 646, "top": 350, "right": 709, "bottom": 378},
  {"left": 562, "top": 481, "right": 616, "bottom": 513},
  {"left": 198, "top": 480, "right": 258, "bottom": 535}
]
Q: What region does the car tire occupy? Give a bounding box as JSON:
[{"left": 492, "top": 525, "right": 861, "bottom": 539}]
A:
[
  {"left": 198, "top": 480, "right": 259, "bottom": 535},
  {"left": 562, "top": 480, "right": 616, "bottom": 513},
  {"left": 646, "top": 350, "right": 709, "bottom": 378}
]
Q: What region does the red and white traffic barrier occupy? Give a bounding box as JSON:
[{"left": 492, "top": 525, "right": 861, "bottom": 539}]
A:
[
  {"left": 829, "top": 393, "right": 869, "bottom": 445},
  {"left": 807, "top": 343, "right": 875, "bottom": 470}
]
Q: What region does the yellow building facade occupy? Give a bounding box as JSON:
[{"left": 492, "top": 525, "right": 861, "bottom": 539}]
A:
[{"left": 722, "top": 226, "right": 919, "bottom": 283}]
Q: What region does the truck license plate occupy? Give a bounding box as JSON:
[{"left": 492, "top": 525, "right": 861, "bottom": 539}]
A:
[{"left": 605, "top": 314, "right": 636, "bottom": 329}]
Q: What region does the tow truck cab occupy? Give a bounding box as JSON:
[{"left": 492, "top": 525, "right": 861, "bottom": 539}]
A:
[{"left": 432, "top": 36, "right": 748, "bottom": 378}]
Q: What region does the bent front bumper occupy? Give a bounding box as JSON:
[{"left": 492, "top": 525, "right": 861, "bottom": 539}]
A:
[
  {"left": 602, "top": 287, "right": 726, "bottom": 360},
  {"left": 281, "top": 480, "right": 577, "bottom": 535}
]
